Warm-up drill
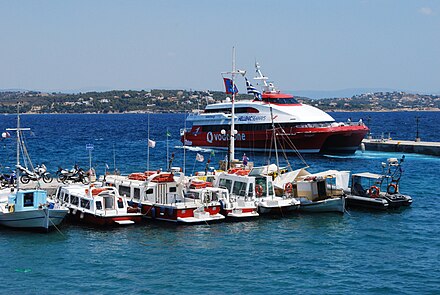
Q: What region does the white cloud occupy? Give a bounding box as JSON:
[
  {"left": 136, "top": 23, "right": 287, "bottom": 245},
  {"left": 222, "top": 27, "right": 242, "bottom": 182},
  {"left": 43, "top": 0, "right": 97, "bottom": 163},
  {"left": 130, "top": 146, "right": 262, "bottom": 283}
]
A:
[{"left": 419, "top": 7, "right": 433, "bottom": 16}]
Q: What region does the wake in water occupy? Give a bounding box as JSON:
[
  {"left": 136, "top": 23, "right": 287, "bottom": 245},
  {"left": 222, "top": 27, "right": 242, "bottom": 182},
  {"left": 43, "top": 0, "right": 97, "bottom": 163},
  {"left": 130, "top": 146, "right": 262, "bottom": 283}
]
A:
[
  {"left": 323, "top": 150, "right": 440, "bottom": 162},
  {"left": 174, "top": 145, "right": 215, "bottom": 153}
]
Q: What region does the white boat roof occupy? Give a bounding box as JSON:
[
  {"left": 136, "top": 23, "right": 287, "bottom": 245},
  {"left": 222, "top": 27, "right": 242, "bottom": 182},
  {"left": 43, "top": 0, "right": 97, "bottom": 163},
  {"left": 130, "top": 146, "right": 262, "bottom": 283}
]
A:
[
  {"left": 352, "top": 172, "right": 382, "bottom": 179},
  {"left": 273, "top": 168, "right": 310, "bottom": 189},
  {"left": 308, "top": 170, "right": 350, "bottom": 178}
]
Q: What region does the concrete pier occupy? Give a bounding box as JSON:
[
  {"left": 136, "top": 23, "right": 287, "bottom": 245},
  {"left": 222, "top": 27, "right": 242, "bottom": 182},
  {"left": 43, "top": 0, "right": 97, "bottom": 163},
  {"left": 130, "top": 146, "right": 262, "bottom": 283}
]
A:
[
  {"left": 18, "top": 181, "right": 63, "bottom": 195},
  {"left": 362, "top": 138, "right": 440, "bottom": 156}
]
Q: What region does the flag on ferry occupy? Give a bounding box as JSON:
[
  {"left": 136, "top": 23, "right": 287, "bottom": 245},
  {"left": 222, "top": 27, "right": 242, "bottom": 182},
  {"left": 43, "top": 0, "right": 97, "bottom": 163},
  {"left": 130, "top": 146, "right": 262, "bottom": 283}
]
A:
[
  {"left": 196, "top": 153, "right": 204, "bottom": 162},
  {"left": 223, "top": 78, "right": 238, "bottom": 94},
  {"left": 245, "top": 78, "right": 262, "bottom": 100},
  {"left": 166, "top": 131, "right": 171, "bottom": 137},
  {"left": 148, "top": 139, "right": 156, "bottom": 148}
]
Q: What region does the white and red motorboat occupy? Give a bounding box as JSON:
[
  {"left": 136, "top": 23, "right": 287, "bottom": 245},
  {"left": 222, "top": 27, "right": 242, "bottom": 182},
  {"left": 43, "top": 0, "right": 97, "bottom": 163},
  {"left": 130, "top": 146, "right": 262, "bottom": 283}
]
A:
[
  {"left": 54, "top": 184, "right": 143, "bottom": 226},
  {"left": 181, "top": 63, "right": 368, "bottom": 154},
  {"left": 105, "top": 171, "right": 225, "bottom": 224}
]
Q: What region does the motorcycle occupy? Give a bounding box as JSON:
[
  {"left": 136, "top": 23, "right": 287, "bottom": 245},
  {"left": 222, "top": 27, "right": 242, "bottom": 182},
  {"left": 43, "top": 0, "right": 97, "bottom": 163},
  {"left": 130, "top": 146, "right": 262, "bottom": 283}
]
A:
[
  {"left": 56, "top": 165, "right": 89, "bottom": 184},
  {"left": 34, "top": 164, "right": 53, "bottom": 183},
  {"left": 0, "top": 170, "right": 16, "bottom": 187},
  {"left": 16, "top": 164, "right": 53, "bottom": 184}
]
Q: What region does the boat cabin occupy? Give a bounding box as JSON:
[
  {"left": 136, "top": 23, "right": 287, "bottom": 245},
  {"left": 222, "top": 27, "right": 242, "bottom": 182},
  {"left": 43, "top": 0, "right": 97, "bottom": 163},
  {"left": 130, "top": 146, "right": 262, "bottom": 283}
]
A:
[
  {"left": 106, "top": 172, "right": 193, "bottom": 205},
  {"left": 350, "top": 172, "right": 384, "bottom": 197},
  {"left": 56, "top": 185, "right": 131, "bottom": 216},
  {"left": 215, "top": 170, "right": 275, "bottom": 200},
  {"left": 6, "top": 189, "right": 48, "bottom": 212},
  {"left": 185, "top": 187, "right": 229, "bottom": 204},
  {"left": 296, "top": 170, "right": 349, "bottom": 201}
]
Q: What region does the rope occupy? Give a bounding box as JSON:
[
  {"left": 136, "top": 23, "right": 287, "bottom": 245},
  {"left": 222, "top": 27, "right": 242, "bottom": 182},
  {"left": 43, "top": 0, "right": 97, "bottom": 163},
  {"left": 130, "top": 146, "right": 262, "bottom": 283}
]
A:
[{"left": 45, "top": 207, "right": 65, "bottom": 237}]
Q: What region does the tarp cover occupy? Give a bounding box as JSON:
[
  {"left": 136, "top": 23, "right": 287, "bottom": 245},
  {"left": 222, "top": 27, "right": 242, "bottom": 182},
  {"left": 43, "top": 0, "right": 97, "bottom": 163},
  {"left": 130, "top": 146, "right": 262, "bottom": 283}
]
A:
[{"left": 273, "top": 168, "right": 311, "bottom": 189}]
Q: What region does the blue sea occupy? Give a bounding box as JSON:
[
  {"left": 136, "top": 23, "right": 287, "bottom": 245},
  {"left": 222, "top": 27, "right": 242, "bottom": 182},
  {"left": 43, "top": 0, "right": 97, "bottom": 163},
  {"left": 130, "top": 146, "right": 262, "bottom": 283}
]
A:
[{"left": 0, "top": 111, "right": 439, "bottom": 294}]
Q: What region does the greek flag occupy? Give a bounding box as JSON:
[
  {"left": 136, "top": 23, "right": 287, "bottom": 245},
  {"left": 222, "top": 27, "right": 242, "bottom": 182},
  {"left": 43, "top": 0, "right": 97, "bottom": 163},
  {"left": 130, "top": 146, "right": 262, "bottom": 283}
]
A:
[
  {"left": 245, "top": 78, "right": 261, "bottom": 100},
  {"left": 223, "top": 78, "right": 238, "bottom": 94}
]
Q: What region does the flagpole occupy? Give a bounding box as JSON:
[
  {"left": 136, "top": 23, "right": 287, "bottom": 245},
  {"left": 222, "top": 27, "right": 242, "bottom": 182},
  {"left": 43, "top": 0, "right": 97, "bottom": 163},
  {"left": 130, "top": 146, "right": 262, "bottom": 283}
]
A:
[
  {"left": 166, "top": 127, "right": 169, "bottom": 170},
  {"left": 221, "top": 47, "right": 246, "bottom": 169},
  {"left": 230, "top": 47, "right": 236, "bottom": 167},
  {"left": 113, "top": 144, "right": 116, "bottom": 173},
  {"left": 183, "top": 113, "right": 186, "bottom": 176}
]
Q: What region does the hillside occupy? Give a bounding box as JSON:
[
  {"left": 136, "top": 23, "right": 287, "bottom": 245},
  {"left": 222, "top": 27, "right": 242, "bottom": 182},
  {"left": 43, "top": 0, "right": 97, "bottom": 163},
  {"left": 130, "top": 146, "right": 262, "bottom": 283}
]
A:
[{"left": 0, "top": 90, "right": 439, "bottom": 113}]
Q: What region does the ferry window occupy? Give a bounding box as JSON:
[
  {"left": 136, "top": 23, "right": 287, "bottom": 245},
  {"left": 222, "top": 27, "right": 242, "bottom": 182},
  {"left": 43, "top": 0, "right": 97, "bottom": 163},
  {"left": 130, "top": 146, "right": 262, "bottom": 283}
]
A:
[
  {"left": 169, "top": 187, "right": 177, "bottom": 193},
  {"left": 134, "top": 188, "right": 140, "bottom": 199},
  {"left": 264, "top": 97, "right": 299, "bottom": 104},
  {"left": 23, "top": 192, "right": 34, "bottom": 207},
  {"left": 232, "top": 181, "right": 247, "bottom": 196},
  {"left": 218, "top": 178, "right": 232, "bottom": 192},
  {"left": 104, "top": 196, "right": 114, "bottom": 209},
  {"left": 146, "top": 188, "right": 153, "bottom": 195},
  {"left": 235, "top": 107, "right": 259, "bottom": 113},
  {"left": 119, "top": 185, "right": 131, "bottom": 197},
  {"left": 117, "top": 198, "right": 124, "bottom": 209},
  {"left": 80, "top": 198, "right": 90, "bottom": 209},
  {"left": 96, "top": 201, "right": 102, "bottom": 210},
  {"left": 71, "top": 196, "right": 79, "bottom": 206},
  {"left": 64, "top": 193, "right": 69, "bottom": 203}
]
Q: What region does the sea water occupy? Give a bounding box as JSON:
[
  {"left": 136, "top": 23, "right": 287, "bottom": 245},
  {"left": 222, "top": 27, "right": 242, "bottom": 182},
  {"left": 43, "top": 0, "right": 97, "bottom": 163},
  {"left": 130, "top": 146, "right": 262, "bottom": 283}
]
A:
[{"left": 0, "top": 112, "right": 439, "bottom": 294}]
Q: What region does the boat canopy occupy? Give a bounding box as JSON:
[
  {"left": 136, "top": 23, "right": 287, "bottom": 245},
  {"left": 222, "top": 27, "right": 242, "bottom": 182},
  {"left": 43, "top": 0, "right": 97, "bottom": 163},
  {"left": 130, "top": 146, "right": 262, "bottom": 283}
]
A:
[
  {"left": 307, "top": 170, "right": 350, "bottom": 190},
  {"left": 273, "top": 168, "right": 311, "bottom": 189},
  {"left": 352, "top": 172, "right": 382, "bottom": 179},
  {"left": 249, "top": 164, "right": 278, "bottom": 176}
]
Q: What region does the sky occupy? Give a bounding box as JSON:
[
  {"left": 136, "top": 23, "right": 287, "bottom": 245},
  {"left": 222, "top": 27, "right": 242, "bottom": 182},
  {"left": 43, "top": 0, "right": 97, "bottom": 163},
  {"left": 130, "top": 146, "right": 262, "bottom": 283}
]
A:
[{"left": 0, "top": 0, "right": 439, "bottom": 96}]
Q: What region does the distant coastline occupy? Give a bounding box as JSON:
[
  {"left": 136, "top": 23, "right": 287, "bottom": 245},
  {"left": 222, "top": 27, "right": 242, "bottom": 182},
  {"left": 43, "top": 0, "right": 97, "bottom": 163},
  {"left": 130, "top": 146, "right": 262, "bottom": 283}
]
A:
[{"left": 1, "top": 89, "right": 439, "bottom": 114}]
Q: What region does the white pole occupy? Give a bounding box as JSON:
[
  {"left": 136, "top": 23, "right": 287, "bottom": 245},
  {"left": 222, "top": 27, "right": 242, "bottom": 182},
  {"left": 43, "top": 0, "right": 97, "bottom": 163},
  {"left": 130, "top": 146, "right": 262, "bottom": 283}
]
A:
[
  {"left": 230, "top": 47, "right": 236, "bottom": 164},
  {"left": 16, "top": 103, "right": 20, "bottom": 191},
  {"left": 89, "top": 149, "right": 92, "bottom": 171},
  {"left": 147, "top": 113, "right": 150, "bottom": 172}
]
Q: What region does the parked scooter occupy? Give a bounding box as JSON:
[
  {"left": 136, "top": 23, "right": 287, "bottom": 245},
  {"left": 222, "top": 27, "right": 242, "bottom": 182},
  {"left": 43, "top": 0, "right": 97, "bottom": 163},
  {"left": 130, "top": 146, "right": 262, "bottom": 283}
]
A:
[{"left": 56, "top": 164, "right": 89, "bottom": 184}]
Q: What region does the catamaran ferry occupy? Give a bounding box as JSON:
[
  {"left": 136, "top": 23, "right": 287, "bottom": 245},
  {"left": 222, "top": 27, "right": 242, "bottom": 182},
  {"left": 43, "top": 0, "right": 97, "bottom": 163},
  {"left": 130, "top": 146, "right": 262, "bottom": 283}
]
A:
[{"left": 181, "top": 63, "right": 368, "bottom": 154}]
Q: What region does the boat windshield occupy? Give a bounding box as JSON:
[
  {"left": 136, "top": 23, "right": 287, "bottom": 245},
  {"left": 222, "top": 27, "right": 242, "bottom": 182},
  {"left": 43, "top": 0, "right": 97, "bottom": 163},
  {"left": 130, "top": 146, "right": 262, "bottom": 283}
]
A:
[
  {"left": 263, "top": 97, "right": 299, "bottom": 104},
  {"left": 204, "top": 107, "right": 259, "bottom": 114}
]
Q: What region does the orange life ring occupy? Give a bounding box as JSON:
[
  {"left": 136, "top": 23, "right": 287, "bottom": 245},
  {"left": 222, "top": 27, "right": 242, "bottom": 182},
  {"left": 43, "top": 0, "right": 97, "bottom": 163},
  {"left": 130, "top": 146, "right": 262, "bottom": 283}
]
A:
[
  {"left": 236, "top": 169, "right": 250, "bottom": 176},
  {"left": 284, "top": 182, "right": 293, "bottom": 194},
  {"left": 255, "top": 184, "right": 263, "bottom": 197},
  {"left": 368, "top": 186, "right": 380, "bottom": 198},
  {"left": 387, "top": 183, "right": 398, "bottom": 194}
]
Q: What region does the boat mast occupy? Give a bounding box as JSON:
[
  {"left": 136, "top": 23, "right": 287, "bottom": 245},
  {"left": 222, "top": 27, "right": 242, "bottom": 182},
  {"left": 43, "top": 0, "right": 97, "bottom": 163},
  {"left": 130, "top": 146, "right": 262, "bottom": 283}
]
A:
[
  {"left": 230, "top": 48, "right": 236, "bottom": 164},
  {"left": 255, "top": 63, "right": 280, "bottom": 173},
  {"left": 222, "top": 47, "right": 245, "bottom": 166},
  {"left": 183, "top": 113, "right": 186, "bottom": 175},
  {"left": 6, "top": 103, "right": 30, "bottom": 191},
  {"left": 15, "top": 103, "right": 20, "bottom": 191},
  {"left": 147, "top": 113, "right": 150, "bottom": 172}
]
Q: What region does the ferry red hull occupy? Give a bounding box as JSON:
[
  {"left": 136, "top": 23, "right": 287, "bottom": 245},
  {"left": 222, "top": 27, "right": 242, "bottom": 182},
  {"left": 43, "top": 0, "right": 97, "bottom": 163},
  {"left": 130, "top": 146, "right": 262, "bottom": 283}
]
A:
[{"left": 182, "top": 124, "right": 368, "bottom": 154}]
